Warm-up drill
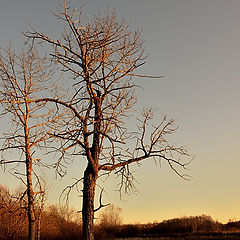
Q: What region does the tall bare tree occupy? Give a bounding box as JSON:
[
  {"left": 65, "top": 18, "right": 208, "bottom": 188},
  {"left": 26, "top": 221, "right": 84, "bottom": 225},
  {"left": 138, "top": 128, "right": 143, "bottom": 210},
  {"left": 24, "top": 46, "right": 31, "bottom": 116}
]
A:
[
  {"left": 0, "top": 46, "right": 58, "bottom": 240},
  {"left": 25, "top": 2, "right": 191, "bottom": 240}
]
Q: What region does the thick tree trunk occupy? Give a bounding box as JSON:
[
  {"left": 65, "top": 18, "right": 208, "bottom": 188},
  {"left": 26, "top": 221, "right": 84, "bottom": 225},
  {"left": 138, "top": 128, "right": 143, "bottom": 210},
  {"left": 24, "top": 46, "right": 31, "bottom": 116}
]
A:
[
  {"left": 82, "top": 164, "right": 97, "bottom": 240},
  {"left": 82, "top": 84, "right": 101, "bottom": 240}
]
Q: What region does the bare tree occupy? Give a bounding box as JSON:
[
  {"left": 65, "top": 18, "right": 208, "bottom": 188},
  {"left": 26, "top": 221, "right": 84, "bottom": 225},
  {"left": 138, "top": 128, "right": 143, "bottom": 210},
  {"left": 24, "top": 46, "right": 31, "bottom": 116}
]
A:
[
  {"left": 0, "top": 46, "right": 58, "bottom": 240},
  {"left": 24, "top": 2, "right": 192, "bottom": 240}
]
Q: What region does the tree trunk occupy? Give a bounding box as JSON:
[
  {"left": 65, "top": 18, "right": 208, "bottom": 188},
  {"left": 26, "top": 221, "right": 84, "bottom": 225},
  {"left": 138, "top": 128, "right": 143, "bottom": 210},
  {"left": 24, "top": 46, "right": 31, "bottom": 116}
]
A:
[
  {"left": 36, "top": 210, "right": 42, "bottom": 240},
  {"left": 82, "top": 164, "right": 97, "bottom": 240},
  {"left": 26, "top": 157, "right": 36, "bottom": 240},
  {"left": 24, "top": 101, "right": 36, "bottom": 240}
]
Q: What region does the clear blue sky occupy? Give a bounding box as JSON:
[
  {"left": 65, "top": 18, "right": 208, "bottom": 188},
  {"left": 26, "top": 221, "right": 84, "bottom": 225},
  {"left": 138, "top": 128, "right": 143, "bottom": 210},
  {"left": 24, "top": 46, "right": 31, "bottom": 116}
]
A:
[{"left": 1, "top": 0, "right": 240, "bottom": 224}]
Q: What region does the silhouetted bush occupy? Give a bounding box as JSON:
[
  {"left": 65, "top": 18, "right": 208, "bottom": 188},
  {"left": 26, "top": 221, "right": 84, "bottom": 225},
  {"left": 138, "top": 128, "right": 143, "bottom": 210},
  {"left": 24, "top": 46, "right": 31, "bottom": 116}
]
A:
[
  {"left": 152, "top": 215, "right": 220, "bottom": 234},
  {"left": 224, "top": 220, "right": 240, "bottom": 232}
]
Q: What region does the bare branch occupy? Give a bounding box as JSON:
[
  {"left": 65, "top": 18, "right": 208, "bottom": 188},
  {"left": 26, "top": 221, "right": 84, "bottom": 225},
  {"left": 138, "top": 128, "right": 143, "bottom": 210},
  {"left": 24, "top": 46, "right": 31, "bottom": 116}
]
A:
[
  {"left": 94, "top": 188, "right": 110, "bottom": 212},
  {"left": 60, "top": 177, "right": 84, "bottom": 205}
]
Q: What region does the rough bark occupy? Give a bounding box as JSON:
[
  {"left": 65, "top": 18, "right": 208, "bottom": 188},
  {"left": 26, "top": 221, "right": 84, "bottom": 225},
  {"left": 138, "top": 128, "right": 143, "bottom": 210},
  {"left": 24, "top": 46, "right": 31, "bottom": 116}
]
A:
[
  {"left": 82, "top": 92, "right": 101, "bottom": 240},
  {"left": 36, "top": 215, "right": 41, "bottom": 240},
  {"left": 82, "top": 164, "right": 97, "bottom": 240}
]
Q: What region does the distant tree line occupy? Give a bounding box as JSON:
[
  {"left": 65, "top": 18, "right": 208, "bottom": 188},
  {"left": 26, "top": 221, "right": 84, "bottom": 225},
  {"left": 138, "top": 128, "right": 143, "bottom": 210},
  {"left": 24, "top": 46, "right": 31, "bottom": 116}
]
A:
[
  {"left": 102, "top": 215, "right": 221, "bottom": 239},
  {"left": 151, "top": 215, "right": 221, "bottom": 233}
]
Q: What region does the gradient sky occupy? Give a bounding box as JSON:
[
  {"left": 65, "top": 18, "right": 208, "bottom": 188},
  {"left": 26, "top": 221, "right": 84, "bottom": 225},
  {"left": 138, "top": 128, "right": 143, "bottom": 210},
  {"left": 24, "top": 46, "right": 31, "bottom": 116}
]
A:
[{"left": 1, "top": 0, "right": 240, "bottom": 224}]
